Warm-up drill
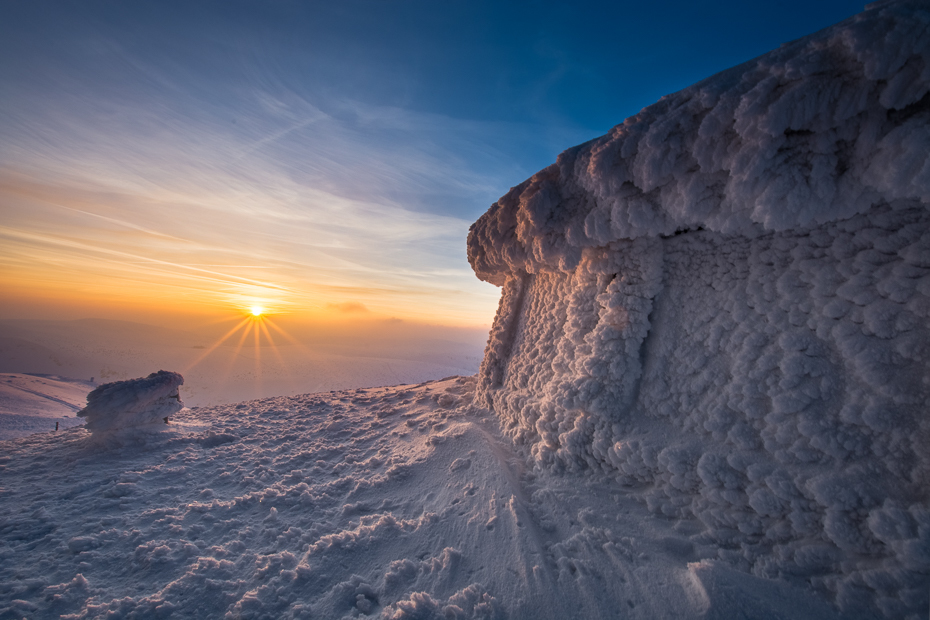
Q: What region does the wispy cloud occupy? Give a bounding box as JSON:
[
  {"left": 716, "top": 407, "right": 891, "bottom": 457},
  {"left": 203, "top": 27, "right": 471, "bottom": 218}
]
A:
[
  {"left": 0, "top": 66, "right": 512, "bottom": 323},
  {"left": 326, "top": 302, "right": 370, "bottom": 314},
  {"left": 0, "top": 3, "right": 600, "bottom": 326}
]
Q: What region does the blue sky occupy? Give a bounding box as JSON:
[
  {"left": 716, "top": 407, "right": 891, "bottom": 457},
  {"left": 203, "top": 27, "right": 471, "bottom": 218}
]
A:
[{"left": 0, "top": 0, "right": 867, "bottom": 326}]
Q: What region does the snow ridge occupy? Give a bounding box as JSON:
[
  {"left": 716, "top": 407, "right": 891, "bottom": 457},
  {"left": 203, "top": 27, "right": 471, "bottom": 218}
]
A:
[{"left": 469, "top": 1, "right": 930, "bottom": 617}]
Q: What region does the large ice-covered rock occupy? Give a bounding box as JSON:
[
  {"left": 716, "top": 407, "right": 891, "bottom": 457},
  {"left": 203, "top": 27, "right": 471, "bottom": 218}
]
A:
[
  {"left": 468, "top": 1, "right": 930, "bottom": 617},
  {"left": 469, "top": 0, "right": 930, "bottom": 282},
  {"left": 78, "top": 371, "right": 184, "bottom": 433}
]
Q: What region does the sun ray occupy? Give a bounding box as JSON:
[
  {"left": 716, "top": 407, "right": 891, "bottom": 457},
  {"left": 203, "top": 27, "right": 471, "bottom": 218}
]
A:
[
  {"left": 179, "top": 309, "right": 306, "bottom": 402},
  {"left": 218, "top": 317, "right": 256, "bottom": 388},
  {"left": 264, "top": 319, "right": 320, "bottom": 371},
  {"left": 183, "top": 317, "right": 251, "bottom": 372},
  {"left": 253, "top": 316, "right": 262, "bottom": 399},
  {"left": 264, "top": 318, "right": 305, "bottom": 348},
  {"left": 259, "top": 318, "right": 294, "bottom": 389}
]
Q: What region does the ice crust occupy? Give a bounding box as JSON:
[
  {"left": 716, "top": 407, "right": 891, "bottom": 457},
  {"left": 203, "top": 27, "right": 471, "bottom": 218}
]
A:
[
  {"left": 469, "top": 0, "right": 930, "bottom": 284},
  {"left": 469, "top": 1, "right": 930, "bottom": 616},
  {"left": 78, "top": 371, "right": 184, "bottom": 434}
]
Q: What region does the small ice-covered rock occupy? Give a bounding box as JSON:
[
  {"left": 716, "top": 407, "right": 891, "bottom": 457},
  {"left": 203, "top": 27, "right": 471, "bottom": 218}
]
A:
[{"left": 78, "top": 371, "right": 184, "bottom": 433}]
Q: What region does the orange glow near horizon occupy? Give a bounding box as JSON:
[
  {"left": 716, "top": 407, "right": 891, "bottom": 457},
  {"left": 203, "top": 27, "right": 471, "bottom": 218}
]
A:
[
  {"left": 0, "top": 170, "right": 501, "bottom": 329},
  {"left": 182, "top": 310, "right": 295, "bottom": 394}
]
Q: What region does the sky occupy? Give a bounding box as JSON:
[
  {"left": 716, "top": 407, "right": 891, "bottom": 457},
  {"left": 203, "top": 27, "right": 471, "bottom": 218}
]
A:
[{"left": 0, "top": 0, "right": 868, "bottom": 329}]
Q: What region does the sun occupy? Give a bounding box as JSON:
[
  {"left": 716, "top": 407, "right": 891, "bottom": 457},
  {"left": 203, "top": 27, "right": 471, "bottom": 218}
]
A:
[{"left": 250, "top": 305, "right": 264, "bottom": 317}]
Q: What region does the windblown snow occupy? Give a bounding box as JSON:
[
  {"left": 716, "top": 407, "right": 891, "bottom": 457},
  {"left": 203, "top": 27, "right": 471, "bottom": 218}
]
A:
[{"left": 1, "top": 1, "right": 929, "bottom": 618}]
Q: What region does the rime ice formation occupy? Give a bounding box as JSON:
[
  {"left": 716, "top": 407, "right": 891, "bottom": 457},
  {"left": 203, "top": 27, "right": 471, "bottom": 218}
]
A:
[
  {"left": 78, "top": 371, "right": 184, "bottom": 434},
  {"left": 469, "top": 1, "right": 930, "bottom": 617},
  {"left": 469, "top": 0, "right": 930, "bottom": 281}
]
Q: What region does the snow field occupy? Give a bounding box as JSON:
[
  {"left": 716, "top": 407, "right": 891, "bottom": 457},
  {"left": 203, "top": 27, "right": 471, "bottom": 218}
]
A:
[
  {"left": 0, "top": 374, "right": 91, "bottom": 440},
  {"left": 0, "top": 378, "right": 842, "bottom": 619}
]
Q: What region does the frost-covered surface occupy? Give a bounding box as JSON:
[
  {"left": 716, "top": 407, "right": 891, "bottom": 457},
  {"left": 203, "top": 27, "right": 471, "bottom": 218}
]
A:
[
  {"left": 3, "top": 2, "right": 929, "bottom": 617},
  {"left": 78, "top": 371, "right": 184, "bottom": 435},
  {"left": 468, "top": 0, "right": 930, "bottom": 283},
  {"left": 0, "top": 378, "right": 845, "bottom": 619},
  {"left": 468, "top": 1, "right": 930, "bottom": 617}
]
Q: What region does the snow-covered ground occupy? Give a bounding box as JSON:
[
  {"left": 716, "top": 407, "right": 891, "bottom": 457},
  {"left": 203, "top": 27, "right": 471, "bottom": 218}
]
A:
[
  {"left": 0, "top": 378, "right": 843, "bottom": 619},
  {"left": 2, "top": 1, "right": 929, "bottom": 618},
  {"left": 0, "top": 374, "right": 91, "bottom": 440}
]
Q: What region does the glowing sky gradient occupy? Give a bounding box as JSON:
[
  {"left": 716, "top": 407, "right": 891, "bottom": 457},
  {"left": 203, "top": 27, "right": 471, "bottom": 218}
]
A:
[{"left": 0, "top": 0, "right": 866, "bottom": 327}]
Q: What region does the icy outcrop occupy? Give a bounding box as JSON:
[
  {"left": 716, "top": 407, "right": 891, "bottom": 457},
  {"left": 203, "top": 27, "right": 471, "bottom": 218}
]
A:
[
  {"left": 469, "top": 0, "right": 930, "bottom": 284},
  {"left": 468, "top": 1, "right": 930, "bottom": 617},
  {"left": 78, "top": 371, "right": 184, "bottom": 433}
]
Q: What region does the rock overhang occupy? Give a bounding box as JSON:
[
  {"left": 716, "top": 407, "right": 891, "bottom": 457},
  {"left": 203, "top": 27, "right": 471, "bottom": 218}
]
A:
[{"left": 467, "top": 0, "right": 930, "bottom": 286}]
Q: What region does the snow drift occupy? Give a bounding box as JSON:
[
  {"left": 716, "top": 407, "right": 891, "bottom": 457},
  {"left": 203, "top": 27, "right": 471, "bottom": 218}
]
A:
[
  {"left": 78, "top": 371, "right": 184, "bottom": 434},
  {"left": 468, "top": 1, "right": 930, "bottom": 616}
]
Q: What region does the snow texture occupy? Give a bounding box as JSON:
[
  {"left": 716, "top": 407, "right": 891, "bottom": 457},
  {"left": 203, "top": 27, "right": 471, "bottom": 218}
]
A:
[
  {"left": 0, "top": 379, "right": 846, "bottom": 619},
  {"left": 78, "top": 371, "right": 184, "bottom": 435},
  {"left": 2, "top": 2, "right": 929, "bottom": 618},
  {"left": 470, "top": 0, "right": 930, "bottom": 284},
  {"left": 469, "top": 1, "right": 930, "bottom": 617}
]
